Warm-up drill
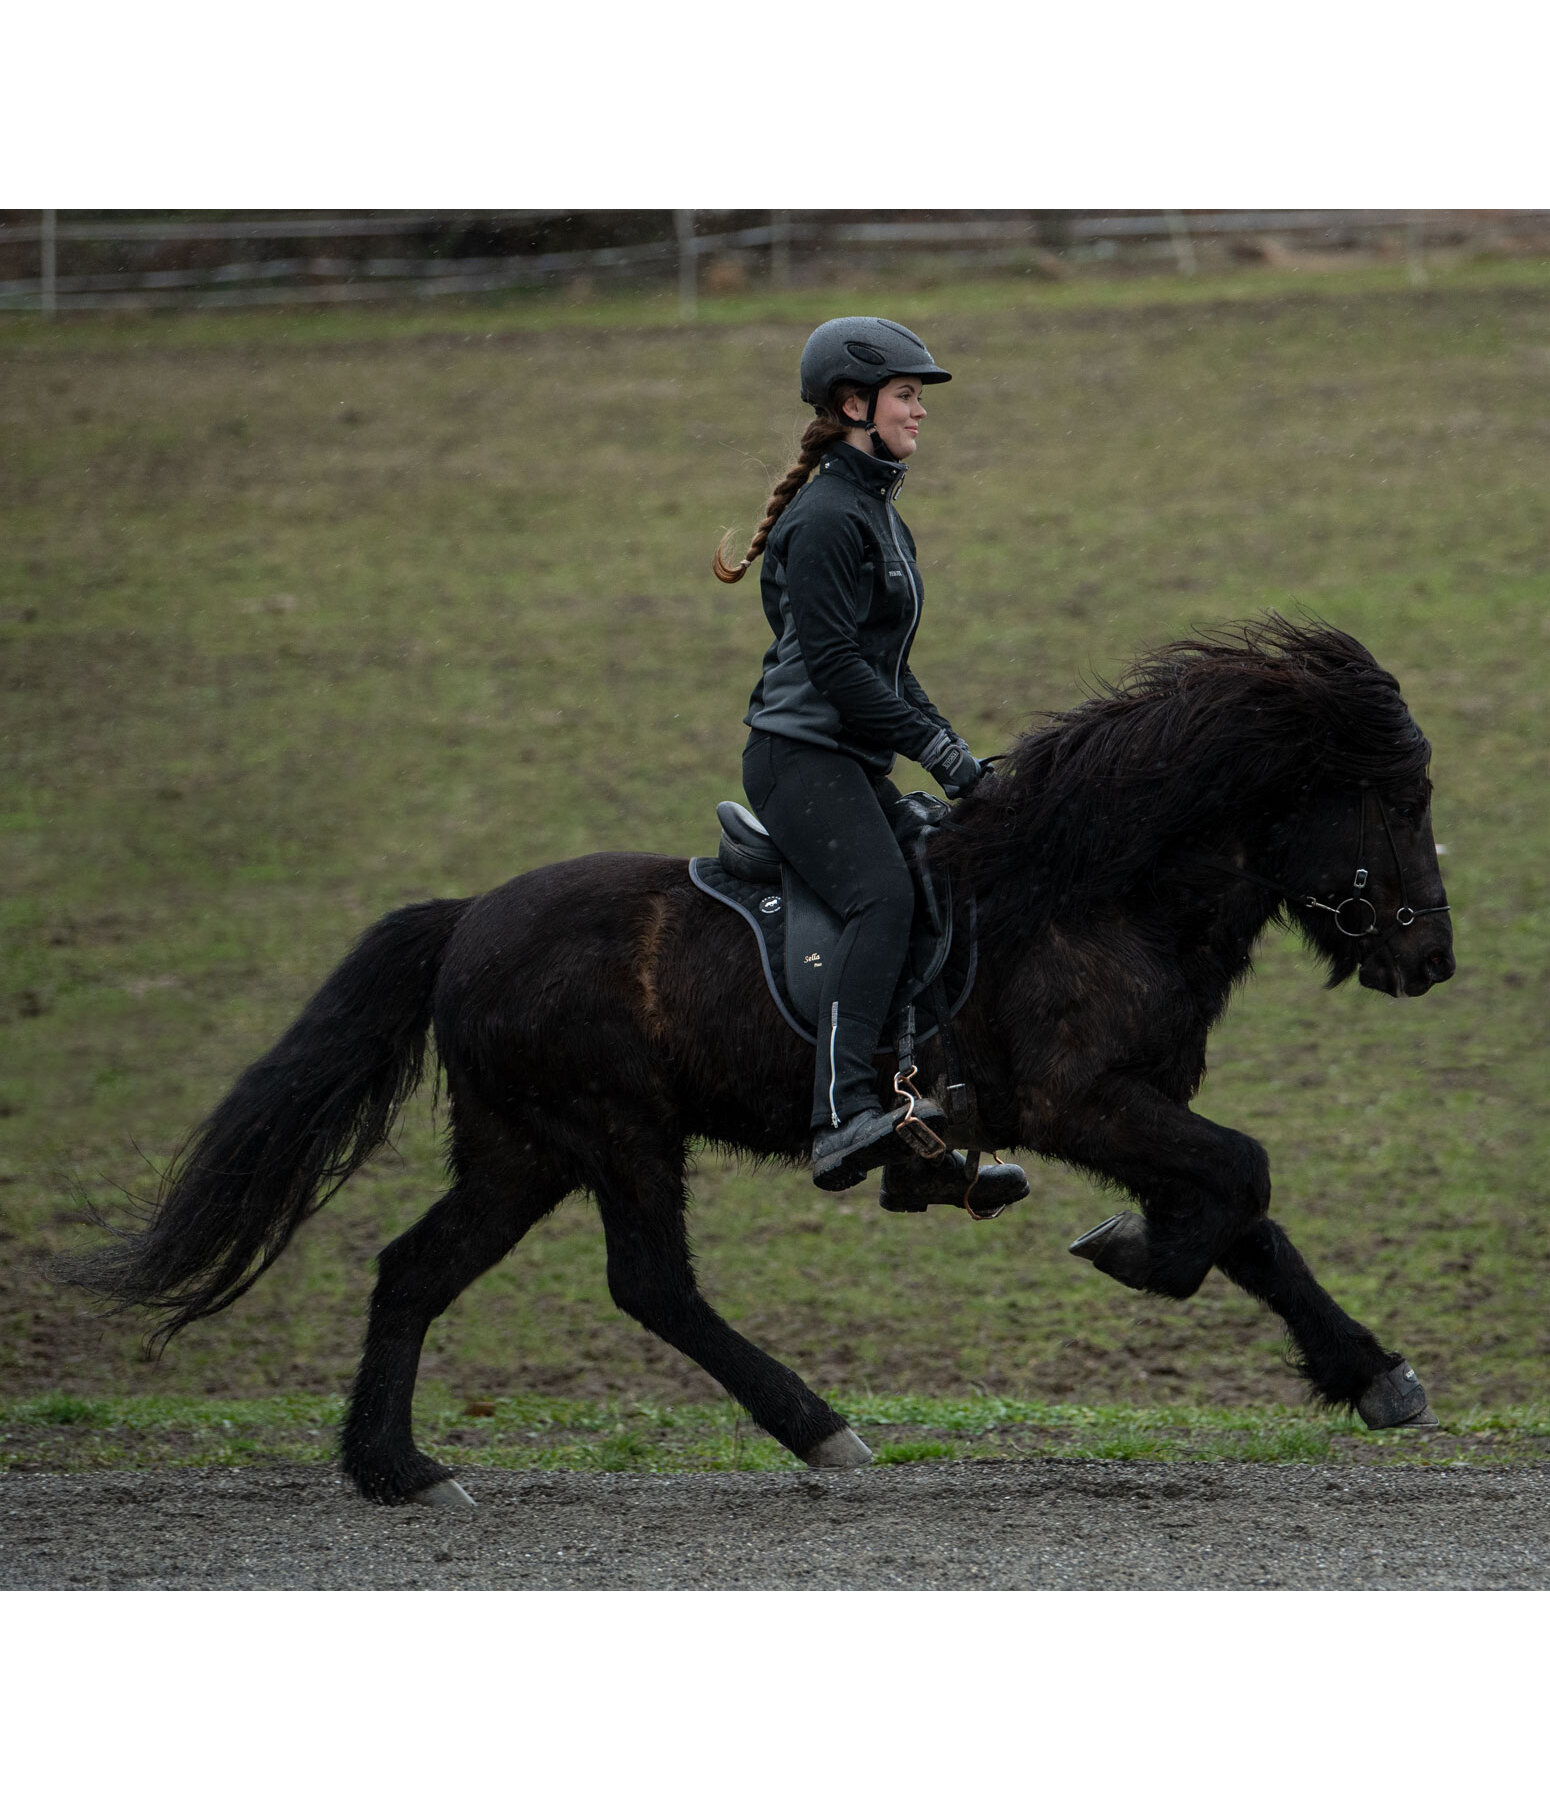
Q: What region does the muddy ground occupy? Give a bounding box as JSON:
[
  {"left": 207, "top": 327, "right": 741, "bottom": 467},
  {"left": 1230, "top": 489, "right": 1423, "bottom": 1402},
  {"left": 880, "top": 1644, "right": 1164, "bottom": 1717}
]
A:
[{"left": 5, "top": 1459, "right": 1547, "bottom": 1590}]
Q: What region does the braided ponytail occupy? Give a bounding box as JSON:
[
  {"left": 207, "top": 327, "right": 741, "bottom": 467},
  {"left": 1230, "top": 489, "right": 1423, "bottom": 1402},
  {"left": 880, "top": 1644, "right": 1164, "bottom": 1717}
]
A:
[{"left": 711, "top": 388, "right": 862, "bottom": 584}]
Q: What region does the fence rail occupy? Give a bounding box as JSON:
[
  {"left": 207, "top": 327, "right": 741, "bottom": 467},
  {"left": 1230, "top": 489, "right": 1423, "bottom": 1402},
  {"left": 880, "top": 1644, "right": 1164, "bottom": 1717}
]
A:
[
  {"left": 0, "top": 210, "right": 576, "bottom": 246},
  {"left": 4, "top": 210, "right": 1548, "bottom": 315}
]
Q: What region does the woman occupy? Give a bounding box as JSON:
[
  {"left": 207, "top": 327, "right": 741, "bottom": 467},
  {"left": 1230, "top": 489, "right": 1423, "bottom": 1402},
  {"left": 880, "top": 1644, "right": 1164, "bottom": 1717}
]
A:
[{"left": 713, "top": 316, "right": 989, "bottom": 1194}]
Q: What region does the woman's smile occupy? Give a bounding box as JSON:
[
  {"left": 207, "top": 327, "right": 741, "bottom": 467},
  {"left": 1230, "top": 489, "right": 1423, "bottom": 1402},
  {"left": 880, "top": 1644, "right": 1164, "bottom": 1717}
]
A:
[{"left": 853, "top": 376, "right": 927, "bottom": 459}]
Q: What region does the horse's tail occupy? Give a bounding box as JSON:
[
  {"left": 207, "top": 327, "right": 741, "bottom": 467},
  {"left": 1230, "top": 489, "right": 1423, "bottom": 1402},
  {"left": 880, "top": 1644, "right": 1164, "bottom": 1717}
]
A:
[{"left": 53, "top": 896, "right": 474, "bottom": 1348}]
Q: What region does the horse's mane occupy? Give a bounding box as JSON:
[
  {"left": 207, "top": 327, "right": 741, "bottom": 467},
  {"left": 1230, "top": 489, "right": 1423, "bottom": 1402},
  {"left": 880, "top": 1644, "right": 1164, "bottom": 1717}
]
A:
[{"left": 934, "top": 614, "right": 1431, "bottom": 942}]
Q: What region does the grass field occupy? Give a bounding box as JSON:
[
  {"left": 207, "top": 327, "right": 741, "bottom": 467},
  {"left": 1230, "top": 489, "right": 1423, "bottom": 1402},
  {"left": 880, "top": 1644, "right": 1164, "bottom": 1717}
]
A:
[
  {"left": 7, "top": 1392, "right": 1550, "bottom": 1477},
  {"left": 3, "top": 259, "right": 1548, "bottom": 1468}
]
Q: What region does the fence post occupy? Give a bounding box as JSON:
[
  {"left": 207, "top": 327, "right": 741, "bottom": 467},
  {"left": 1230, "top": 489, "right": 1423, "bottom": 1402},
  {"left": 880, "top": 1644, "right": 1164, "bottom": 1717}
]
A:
[
  {"left": 771, "top": 209, "right": 791, "bottom": 287},
  {"left": 1165, "top": 211, "right": 1197, "bottom": 276},
  {"left": 1406, "top": 212, "right": 1427, "bottom": 287},
  {"left": 675, "top": 209, "right": 697, "bottom": 321},
  {"left": 41, "top": 209, "right": 57, "bottom": 319}
]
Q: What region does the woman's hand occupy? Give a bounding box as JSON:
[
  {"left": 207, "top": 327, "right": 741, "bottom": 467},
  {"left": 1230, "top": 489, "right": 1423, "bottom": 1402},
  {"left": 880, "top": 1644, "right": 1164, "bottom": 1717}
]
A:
[{"left": 921, "top": 731, "right": 986, "bottom": 799}]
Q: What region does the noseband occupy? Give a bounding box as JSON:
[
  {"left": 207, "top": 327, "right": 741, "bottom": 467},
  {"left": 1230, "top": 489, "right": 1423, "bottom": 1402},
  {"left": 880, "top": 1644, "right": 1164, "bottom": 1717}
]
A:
[{"left": 1299, "top": 787, "right": 1451, "bottom": 941}]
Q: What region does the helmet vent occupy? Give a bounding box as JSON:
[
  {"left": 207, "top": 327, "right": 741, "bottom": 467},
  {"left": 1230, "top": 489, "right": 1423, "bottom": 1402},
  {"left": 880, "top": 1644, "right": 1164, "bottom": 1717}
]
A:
[{"left": 845, "top": 341, "right": 887, "bottom": 365}]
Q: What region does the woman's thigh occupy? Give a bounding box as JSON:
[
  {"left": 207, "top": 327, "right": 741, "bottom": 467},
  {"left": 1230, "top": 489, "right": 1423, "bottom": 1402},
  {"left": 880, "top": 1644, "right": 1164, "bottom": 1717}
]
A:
[{"left": 743, "top": 735, "right": 912, "bottom": 921}]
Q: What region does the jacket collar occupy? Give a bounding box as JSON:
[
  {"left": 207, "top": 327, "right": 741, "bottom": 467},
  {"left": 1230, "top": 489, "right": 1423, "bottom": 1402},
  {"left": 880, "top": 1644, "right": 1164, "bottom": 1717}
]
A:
[{"left": 817, "top": 438, "right": 908, "bottom": 498}]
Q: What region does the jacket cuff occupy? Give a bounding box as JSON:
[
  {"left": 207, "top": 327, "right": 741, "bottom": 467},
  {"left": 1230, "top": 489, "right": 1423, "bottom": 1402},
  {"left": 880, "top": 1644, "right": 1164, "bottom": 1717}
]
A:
[{"left": 916, "top": 727, "right": 954, "bottom": 772}]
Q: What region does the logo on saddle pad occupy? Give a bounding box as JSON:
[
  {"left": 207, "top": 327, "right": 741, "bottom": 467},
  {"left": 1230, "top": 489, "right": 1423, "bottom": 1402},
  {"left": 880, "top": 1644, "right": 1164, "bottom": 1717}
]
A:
[{"left": 759, "top": 895, "right": 781, "bottom": 914}]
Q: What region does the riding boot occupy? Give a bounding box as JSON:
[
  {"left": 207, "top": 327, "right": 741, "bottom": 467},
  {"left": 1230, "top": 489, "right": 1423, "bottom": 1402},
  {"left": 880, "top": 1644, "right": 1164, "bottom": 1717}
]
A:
[
  {"left": 812, "top": 1099, "right": 945, "bottom": 1193},
  {"left": 812, "top": 1006, "right": 896, "bottom": 1136},
  {"left": 879, "top": 1150, "right": 1030, "bottom": 1214},
  {"left": 811, "top": 1007, "right": 943, "bottom": 1191}
]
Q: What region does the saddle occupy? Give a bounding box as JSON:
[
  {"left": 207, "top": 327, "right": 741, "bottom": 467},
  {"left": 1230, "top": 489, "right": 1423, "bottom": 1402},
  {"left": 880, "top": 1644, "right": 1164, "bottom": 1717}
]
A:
[{"left": 688, "top": 792, "right": 976, "bottom": 1048}]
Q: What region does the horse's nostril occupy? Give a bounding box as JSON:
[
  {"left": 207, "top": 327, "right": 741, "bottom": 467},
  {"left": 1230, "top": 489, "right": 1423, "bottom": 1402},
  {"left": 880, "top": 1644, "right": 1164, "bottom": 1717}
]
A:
[{"left": 1425, "top": 949, "right": 1455, "bottom": 983}]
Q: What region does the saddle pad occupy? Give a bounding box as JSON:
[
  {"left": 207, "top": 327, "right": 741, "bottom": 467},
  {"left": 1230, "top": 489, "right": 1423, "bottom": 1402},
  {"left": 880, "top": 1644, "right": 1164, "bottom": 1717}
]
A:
[{"left": 688, "top": 855, "right": 977, "bottom": 1048}]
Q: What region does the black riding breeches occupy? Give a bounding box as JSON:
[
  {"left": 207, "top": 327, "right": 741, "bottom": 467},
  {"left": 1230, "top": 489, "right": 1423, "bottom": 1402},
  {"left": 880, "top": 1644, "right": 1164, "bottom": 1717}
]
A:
[{"left": 743, "top": 730, "right": 916, "bottom": 1130}]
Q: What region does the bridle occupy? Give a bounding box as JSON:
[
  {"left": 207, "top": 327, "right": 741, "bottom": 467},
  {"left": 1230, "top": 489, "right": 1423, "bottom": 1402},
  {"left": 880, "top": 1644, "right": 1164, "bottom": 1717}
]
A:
[
  {"left": 1300, "top": 786, "right": 1451, "bottom": 940},
  {"left": 1198, "top": 785, "right": 1450, "bottom": 948}
]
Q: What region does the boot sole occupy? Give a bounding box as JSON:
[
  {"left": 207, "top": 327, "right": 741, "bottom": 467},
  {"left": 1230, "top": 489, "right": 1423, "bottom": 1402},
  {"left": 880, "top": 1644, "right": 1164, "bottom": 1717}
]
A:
[
  {"left": 812, "top": 1108, "right": 944, "bottom": 1193},
  {"left": 813, "top": 1142, "right": 893, "bottom": 1192}
]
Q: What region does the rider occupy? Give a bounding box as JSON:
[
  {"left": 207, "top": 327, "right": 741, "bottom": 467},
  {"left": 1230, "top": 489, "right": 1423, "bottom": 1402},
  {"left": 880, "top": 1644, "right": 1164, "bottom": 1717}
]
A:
[{"left": 714, "top": 316, "right": 1012, "bottom": 1199}]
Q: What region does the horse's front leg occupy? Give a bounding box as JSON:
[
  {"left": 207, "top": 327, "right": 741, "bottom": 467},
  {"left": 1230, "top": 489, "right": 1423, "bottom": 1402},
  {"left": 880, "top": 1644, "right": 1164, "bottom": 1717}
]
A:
[
  {"left": 1051, "top": 1081, "right": 1437, "bottom": 1428},
  {"left": 1216, "top": 1217, "right": 1436, "bottom": 1426},
  {"left": 1048, "top": 1078, "right": 1270, "bottom": 1301}
]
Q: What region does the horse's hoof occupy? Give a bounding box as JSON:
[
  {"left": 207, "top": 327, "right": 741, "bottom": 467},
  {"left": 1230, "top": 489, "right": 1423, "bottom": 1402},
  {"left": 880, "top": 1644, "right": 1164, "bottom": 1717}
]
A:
[
  {"left": 1069, "top": 1212, "right": 1151, "bottom": 1290},
  {"left": 412, "top": 1477, "right": 477, "bottom": 1509},
  {"left": 1357, "top": 1361, "right": 1439, "bottom": 1430},
  {"left": 804, "top": 1427, "right": 873, "bottom": 1469}
]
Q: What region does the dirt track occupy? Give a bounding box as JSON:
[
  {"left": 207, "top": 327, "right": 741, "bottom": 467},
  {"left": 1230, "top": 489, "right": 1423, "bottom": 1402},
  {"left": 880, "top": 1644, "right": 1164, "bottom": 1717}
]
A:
[{"left": 4, "top": 1459, "right": 1548, "bottom": 1589}]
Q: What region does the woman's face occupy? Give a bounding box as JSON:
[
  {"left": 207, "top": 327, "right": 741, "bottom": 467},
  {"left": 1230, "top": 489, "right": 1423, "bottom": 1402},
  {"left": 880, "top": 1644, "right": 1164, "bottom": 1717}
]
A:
[{"left": 844, "top": 376, "right": 927, "bottom": 459}]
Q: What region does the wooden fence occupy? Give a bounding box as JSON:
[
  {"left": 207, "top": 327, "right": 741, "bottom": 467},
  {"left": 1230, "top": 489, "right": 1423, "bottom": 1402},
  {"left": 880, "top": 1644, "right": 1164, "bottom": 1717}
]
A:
[{"left": 3, "top": 210, "right": 1547, "bottom": 315}]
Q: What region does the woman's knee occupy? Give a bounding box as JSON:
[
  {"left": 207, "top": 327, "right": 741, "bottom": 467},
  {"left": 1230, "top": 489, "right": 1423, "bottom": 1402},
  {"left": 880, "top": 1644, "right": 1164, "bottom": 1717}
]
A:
[{"left": 852, "top": 865, "right": 916, "bottom": 933}]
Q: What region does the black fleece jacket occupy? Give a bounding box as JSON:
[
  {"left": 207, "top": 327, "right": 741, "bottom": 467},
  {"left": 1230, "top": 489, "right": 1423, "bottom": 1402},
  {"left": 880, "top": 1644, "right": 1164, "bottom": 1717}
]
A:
[{"left": 744, "top": 440, "right": 955, "bottom": 776}]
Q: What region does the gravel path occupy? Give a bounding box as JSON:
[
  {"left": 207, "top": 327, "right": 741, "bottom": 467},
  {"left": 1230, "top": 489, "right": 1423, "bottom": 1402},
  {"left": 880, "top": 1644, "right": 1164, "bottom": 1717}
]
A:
[{"left": 5, "top": 1459, "right": 1549, "bottom": 1589}]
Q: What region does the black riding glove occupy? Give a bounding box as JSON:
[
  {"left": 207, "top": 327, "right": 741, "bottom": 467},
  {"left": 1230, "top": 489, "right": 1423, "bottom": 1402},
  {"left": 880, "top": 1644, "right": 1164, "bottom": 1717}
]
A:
[{"left": 919, "top": 730, "right": 985, "bottom": 800}]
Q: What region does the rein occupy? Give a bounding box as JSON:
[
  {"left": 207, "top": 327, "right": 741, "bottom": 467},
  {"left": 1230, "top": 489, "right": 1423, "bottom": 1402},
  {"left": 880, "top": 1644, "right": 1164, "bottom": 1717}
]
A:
[{"left": 1194, "top": 788, "right": 1450, "bottom": 945}]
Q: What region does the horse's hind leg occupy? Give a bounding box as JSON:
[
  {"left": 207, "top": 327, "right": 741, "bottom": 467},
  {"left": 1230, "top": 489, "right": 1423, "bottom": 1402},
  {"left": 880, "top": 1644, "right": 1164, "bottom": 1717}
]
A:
[
  {"left": 341, "top": 1112, "right": 571, "bottom": 1506},
  {"left": 593, "top": 1137, "right": 865, "bottom": 1467},
  {"left": 1217, "top": 1217, "right": 1437, "bottom": 1427}
]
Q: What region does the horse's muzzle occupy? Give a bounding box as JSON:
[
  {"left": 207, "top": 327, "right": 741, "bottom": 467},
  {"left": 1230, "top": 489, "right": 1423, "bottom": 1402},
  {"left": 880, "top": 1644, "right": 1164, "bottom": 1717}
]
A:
[{"left": 1359, "top": 930, "right": 1456, "bottom": 997}]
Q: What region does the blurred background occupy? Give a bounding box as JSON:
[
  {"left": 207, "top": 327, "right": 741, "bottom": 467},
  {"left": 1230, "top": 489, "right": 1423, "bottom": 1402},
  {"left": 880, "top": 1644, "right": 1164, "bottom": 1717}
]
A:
[
  {"left": 6, "top": 208, "right": 1550, "bottom": 314},
  {"left": 1, "top": 208, "right": 1546, "bottom": 1434}
]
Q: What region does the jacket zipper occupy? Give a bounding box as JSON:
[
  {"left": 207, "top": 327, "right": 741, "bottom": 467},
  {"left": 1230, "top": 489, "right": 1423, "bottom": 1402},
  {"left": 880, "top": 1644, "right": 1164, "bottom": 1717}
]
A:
[{"left": 885, "top": 479, "right": 920, "bottom": 696}]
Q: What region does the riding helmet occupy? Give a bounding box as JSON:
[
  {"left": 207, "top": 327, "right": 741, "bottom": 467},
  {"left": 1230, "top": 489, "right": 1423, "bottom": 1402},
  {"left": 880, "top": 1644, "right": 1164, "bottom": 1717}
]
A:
[{"left": 798, "top": 316, "right": 952, "bottom": 406}]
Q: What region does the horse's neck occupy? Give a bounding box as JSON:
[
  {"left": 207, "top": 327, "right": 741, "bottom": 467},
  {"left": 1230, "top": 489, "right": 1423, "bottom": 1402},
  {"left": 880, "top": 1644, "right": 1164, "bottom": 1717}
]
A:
[{"left": 972, "top": 844, "right": 1285, "bottom": 1035}]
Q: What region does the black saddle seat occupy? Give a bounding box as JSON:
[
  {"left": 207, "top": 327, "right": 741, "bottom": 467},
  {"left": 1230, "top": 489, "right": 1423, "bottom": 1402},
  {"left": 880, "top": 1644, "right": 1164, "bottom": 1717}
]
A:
[{"left": 716, "top": 801, "right": 783, "bottom": 884}]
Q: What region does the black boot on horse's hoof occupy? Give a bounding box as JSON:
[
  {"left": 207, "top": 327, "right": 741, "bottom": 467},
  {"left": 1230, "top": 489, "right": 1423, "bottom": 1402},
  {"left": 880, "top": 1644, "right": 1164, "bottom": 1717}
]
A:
[
  {"left": 1069, "top": 1212, "right": 1152, "bottom": 1290},
  {"left": 879, "top": 1151, "right": 1030, "bottom": 1215},
  {"left": 1356, "top": 1359, "right": 1440, "bottom": 1430},
  {"left": 812, "top": 1101, "right": 945, "bottom": 1194}
]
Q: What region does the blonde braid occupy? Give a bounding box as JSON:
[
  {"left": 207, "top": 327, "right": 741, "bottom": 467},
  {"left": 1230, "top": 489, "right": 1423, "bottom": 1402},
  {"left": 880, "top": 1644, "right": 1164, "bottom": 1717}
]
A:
[{"left": 711, "top": 396, "right": 859, "bottom": 584}]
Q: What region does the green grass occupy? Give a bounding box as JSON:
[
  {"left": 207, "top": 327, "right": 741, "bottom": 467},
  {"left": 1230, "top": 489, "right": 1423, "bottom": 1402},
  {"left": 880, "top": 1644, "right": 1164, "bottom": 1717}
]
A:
[
  {"left": 2, "top": 258, "right": 1548, "bottom": 1450},
  {"left": 5, "top": 1391, "right": 1548, "bottom": 1475}
]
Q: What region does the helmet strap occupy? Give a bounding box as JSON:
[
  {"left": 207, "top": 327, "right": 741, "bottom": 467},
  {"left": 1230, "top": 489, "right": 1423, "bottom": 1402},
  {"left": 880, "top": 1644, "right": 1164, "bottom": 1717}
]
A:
[
  {"left": 845, "top": 385, "right": 893, "bottom": 462},
  {"left": 864, "top": 387, "right": 892, "bottom": 461}
]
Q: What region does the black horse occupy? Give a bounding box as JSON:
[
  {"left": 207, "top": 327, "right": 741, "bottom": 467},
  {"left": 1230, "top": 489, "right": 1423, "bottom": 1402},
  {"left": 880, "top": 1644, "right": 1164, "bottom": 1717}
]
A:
[{"left": 58, "top": 618, "right": 1455, "bottom": 1506}]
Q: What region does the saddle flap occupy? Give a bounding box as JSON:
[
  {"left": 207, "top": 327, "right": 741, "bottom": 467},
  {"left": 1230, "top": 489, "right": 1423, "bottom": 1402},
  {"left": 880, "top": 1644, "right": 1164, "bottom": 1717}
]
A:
[
  {"left": 781, "top": 863, "right": 832, "bottom": 1025},
  {"left": 781, "top": 856, "right": 954, "bottom": 1031}
]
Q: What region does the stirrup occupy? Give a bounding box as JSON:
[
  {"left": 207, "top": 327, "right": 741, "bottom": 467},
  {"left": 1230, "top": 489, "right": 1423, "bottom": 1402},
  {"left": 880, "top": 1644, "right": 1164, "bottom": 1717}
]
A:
[{"left": 890, "top": 1056, "right": 947, "bottom": 1162}]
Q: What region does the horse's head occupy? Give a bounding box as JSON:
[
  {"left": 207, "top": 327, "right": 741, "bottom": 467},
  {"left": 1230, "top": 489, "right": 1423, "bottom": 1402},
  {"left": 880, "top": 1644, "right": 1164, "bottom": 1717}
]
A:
[
  {"left": 937, "top": 615, "right": 1458, "bottom": 999},
  {"left": 1287, "top": 779, "right": 1454, "bottom": 998}
]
